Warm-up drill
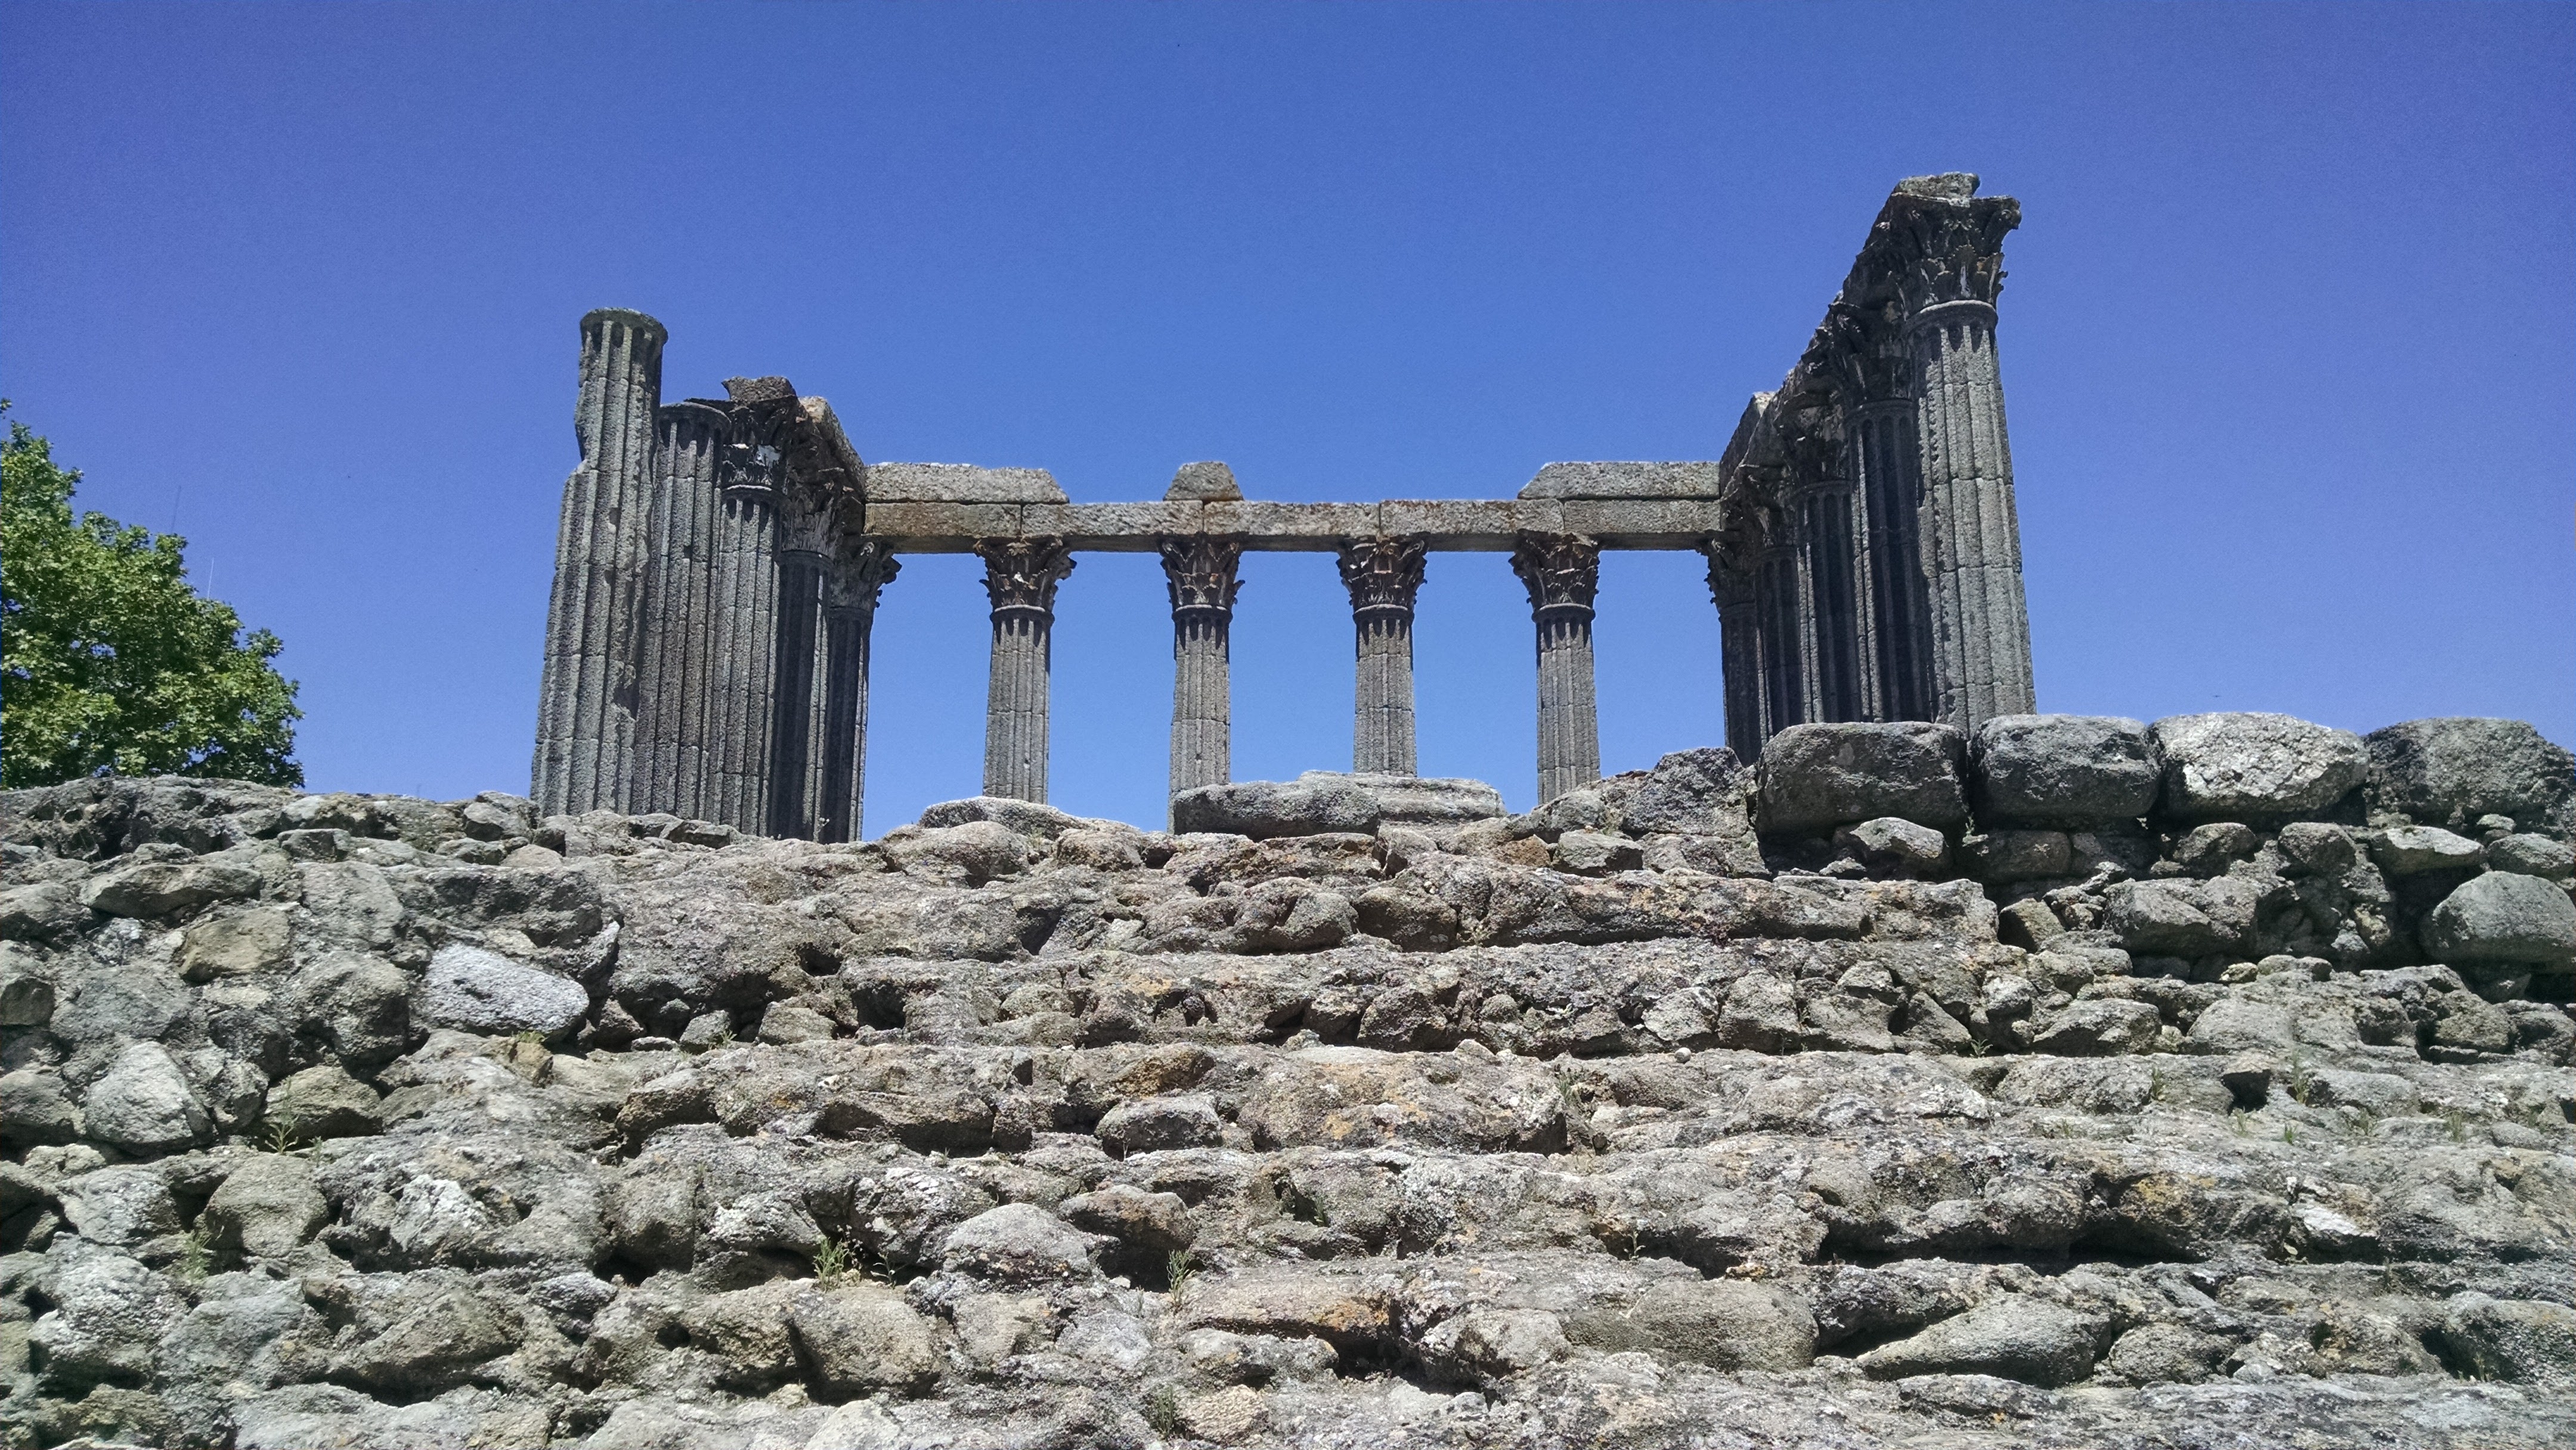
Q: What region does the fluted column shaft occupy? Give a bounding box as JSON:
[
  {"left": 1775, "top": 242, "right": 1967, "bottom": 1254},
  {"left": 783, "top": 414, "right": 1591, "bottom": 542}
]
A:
[
  {"left": 1161, "top": 538, "right": 1241, "bottom": 803},
  {"left": 979, "top": 538, "right": 1076, "bottom": 803},
  {"left": 534, "top": 308, "right": 664, "bottom": 813},
  {"left": 630, "top": 401, "right": 726, "bottom": 820},
  {"left": 1909, "top": 300, "right": 2036, "bottom": 730},
  {"left": 815, "top": 541, "right": 899, "bottom": 844},
  {"left": 1512, "top": 534, "right": 1600, "bottom": 803},
  {"left": 1853, "top": 399, "right": 1935, "bottom": 721},
  {"left": 1705, "top": 548, "right": 1764, "bottom": 762},
  {"left": 766, "top": 552, "right": 827, "bottom": 838},
  {"left": 706, "top": 469, "right": 781, "bottom": 835},
  {"left": 1339, "top": 537, "right": 1426, "bottom": 776}
]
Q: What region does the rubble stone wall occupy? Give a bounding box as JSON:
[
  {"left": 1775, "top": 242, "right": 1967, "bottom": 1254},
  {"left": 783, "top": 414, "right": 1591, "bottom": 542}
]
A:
[{"left": 1, "top": 709, "right": 2571, "bottom": 1448}]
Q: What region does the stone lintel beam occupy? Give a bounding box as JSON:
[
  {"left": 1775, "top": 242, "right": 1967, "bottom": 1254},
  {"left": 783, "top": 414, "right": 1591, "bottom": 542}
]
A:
[{"left": 859, "top": 494, "right": 1724, "bottom": 554}]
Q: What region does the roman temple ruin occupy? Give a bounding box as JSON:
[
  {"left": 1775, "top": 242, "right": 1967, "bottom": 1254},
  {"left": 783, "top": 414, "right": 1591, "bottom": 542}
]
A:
[{"left": 531, "top": 173, "right": 2034, "bottom": 837}]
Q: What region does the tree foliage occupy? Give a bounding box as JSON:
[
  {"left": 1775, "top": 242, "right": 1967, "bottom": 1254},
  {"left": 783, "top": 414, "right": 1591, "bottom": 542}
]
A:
[{"left": 2, "top": 410, "right": 302, "bottom": 788}]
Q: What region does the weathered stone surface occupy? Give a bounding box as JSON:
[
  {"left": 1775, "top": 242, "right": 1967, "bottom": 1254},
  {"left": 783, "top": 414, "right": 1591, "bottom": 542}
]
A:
[
  {"left": 1859, "top": 1296, "right": 2110, "bottom": 1387},
  {"left": 789, "top": 1282, "right": 940, "bottom": 1396},
  {"left": 2488, "top": 832, "right": 2575, "bottom": 880},
  {"left": 417, "top": 942, "right": 590, "bottom": 1038},
  {"left": 2151, "top": 712, "right": 2367, "bottom": 823},
  {"left": 79, "top": 1042, "right": 209, "bottom": 1153},
  {"left": 202, "top": 1154, "right": 330, "bottom": 1256},
  {"left": 27, "top": 1251, "right": 188, "bottom": 1390},
  {"left": 265, "top": 1064, "right": 385, "bottom": 1139},
  {"left": 2373, "top": 826, "right": 2485, "bottom": 876},
  {"left": 2368, "top": 717, "right": 2575, "bottom": 833},
  {"left": 1835, "top": 817, "right": 1949, "bottom": 877},
  {"left": 942, "top": 1204, "right": 1100, "bottom": 1282},
  {"left": 1172, "top": 777, "right": 1380, "bottom": 839},
  {"left": 865, "top": 461, "right": 1067, "bottom": 504},
  {"left": 80, "top": 859, "right": 261, "bottom": 918},
  {"left": 2422, "top": 872, "right": 2576, "bottom": 965},
  {"left": 1517, "top": 460, "right": 1724, "bottom": 500},
  {"left": 1968, "top": 715, "right": 2161, "bottom": 828},
  {"left": 1758, "top": 723, "right": 1968, "bottom": 834},
  {"left": 57, "top": 1164, "right": 180, "bottom": 1247}
]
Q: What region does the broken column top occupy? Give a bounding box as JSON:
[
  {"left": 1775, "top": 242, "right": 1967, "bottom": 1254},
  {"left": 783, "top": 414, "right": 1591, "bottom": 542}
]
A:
[{"left": 1166, "top": 461, "right": 1243, "bottom": 502}]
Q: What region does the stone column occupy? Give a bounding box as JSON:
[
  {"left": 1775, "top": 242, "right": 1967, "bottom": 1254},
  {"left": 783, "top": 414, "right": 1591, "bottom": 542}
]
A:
[
  {"left": 532, "top": 308, "right": 664, "bottom": 814},
  {"left": 1160, "top": 536, "right": 1241, "bottom": 802},
  {"left": 1853, "top": 398, "right": 1936, "bottom": 721},
  {"left": 1789, "top": 419, "right": 1869, "bottom": 724},
  {"left": 765, "top": 550, "right": 827, "bottom": 838},
  {"left": 978, "top": 538, "right": 1076, "bottom": 803},
  {"left": 1909, "top": 297, "right": 2036, "bottom": 729},
  {"left": 1338, "top": 537, "right": 1427, "bottom": 776},
  {"left": 630, "top": 400, "right": 727, "bottom": 820},
  {"left": 1755, "top": 522, "right": 1806, "bottom": 739},
  {"left": 1511, "top": 534, "right": 1601, "bottom": 803},
  {"left": 814, "top": 540, "right": 899, "bottom": 844},
  {"left": 1703, "top": 544, "right": 1765, "bottom": 761},
  {"left": 705, "top": 441, "right": 782, "bottom": 835}
]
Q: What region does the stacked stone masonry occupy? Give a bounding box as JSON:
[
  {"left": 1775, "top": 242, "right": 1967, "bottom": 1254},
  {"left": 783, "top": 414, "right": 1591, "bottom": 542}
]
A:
[
  {"left": 532, "top": 176, "right": 2039, "bottom": 833},
  {"left": 4, "top": 707, "right": 2572, "bottom": 1448}
]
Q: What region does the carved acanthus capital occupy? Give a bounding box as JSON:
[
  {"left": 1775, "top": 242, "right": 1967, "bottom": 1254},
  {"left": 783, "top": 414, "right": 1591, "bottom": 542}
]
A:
[
  {"left": 1337, "top": 536, "right": 1428, "bottom": 617},
  {"left": 1887, "top": 193, "right": 2017, "bottom": 319},
  {"left": 1159, "top": 536, "right": 1243, "bottom": 617},
  {"left": 976, "top": 537, "right": 1076, "bottom": 615},
  {"left": 1510, "top": 534, "right": 1600, "bottom": 618},
  {"left": 827, "top": 537, "right": 901, "bottom": 615},
  {"left": 716, "top": 439, "right": 782, "bottom": 504},
  {"left": 1810, "top": 303, "right": 1911, "bottom": 407},
  {"left": 1700, "top": 535, "right": 1755, "bottom": 609}
]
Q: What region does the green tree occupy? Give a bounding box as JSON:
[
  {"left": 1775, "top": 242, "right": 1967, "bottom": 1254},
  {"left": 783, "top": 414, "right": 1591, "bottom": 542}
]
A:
[{"left": 2, "top": 408, "right": 302, "bottom": 787}]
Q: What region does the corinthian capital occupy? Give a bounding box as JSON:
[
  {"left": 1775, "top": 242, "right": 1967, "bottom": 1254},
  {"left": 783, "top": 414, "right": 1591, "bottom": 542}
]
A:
[
  {"left": 1337, "top": 536, "right": 1428, "bottom": 616},
  {"left": 828, "top": 537, "right": 901, "bottom": 614},
  {"left": 1159, "top": 536, "right": 1244, "bottom": 616},
  {"left": 1510, "top": 533, "right": 1600, "bottom": 617},
  {"left": 975, "top": 537, "right": 1076, "bottom": 614}
]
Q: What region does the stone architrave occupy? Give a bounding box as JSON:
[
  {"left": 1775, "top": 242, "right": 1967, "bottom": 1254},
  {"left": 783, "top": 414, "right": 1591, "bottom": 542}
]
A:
[
  {"left": 977, "top": 538, "right": 1077, "bottom": 803},
  {"left": 1511, "top": 534, "right": 1602, "bottom": 803},
  {"left": 1160, "top": 536, "right": 1243, "bottom": 803},
  {"left": 1337, "top": 537, "right": 1428, "bottom": 776},
  {"left": 534, "top": 308, "right": 664, "bottom": 815}
]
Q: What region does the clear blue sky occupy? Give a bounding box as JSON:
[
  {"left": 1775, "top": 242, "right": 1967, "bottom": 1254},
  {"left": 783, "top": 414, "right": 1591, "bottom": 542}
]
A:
[{"left": 4, "top": 2, "right": 2568, "bottom": 831}]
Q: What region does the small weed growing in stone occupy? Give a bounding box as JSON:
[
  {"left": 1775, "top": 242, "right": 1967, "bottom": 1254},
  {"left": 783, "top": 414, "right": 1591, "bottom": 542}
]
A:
[
  {"left": 2444, "top": 1110, "right": 2468, "bottom": 1142},
  {"left": 1166, "top": 1249, "right": 1196, "bottom": 1295},
  {"left": 1144, "top": 1385, "right": 1182, "bottom": 1436},
  {"left": 261, "top": 1119, "right": 306, "bottom": 1154},
  {"left": 813, "top": 1237, "right": 852, "bottom": 1283},
  {"left": 177, "top": 1223, "right": 213, "bottom": 1281},
  {"left": 2231, "top": 1110, "right": 2249, "bottom": 1136},
  {"left": 2281, "top": 1123, "right": 2297, "bottom": 1145}
]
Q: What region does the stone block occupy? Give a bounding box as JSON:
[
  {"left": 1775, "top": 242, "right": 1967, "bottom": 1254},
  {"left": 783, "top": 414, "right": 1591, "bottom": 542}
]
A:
[
  {"left": 1758, "top": 723, "right": 1968, "bottom": 834},
  {"left": 1167, "top": 461, "right": 1242, "bottom": 501},
  {"left": 2422, "top": 872, "right": 2576, "bottom": 965},
  {"left": 1968, "top": 715, "right": 2161, "bottom": 828},
  {"left": 1517, "top": 460, "right": 1725, "bottom": 500},
  {"left": 2367, "top": 717, "right": 2575, "bottom": 833},
  {"left": 864, "top": 461, "right": 1066, "bottom": 504},
  {"left": 2370, "top": 825, "right": 2484, "bottom": 876},
  {"left": 2150, "top": 712, "right": 2367, "bottom": 823},
  {"left": 1173, "top": 778, "right": 1380, "bottom": 839}
]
